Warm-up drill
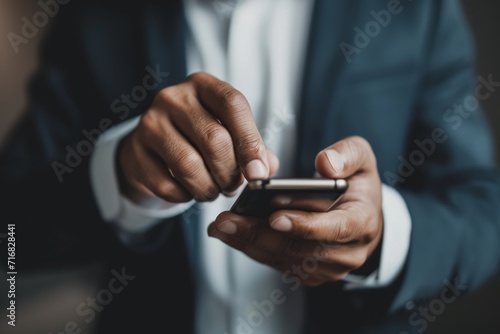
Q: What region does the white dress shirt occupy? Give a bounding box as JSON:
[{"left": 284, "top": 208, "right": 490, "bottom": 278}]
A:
[{"left": 90, "top": 0, "right": 412, "bottom": 333}]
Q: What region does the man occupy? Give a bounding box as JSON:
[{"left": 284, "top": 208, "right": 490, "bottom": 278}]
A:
[{"left": 1, "top": 0, "right": 499, "bottom": 333}]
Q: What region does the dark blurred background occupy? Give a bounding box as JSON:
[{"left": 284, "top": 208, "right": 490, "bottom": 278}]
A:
[{"left": 0, "top": 1, "right": 498, "bottom": 333}]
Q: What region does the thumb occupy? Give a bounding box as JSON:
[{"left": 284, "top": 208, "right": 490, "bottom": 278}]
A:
[{"left": 315, "top": 136, "right": 376, "bottom": 179}]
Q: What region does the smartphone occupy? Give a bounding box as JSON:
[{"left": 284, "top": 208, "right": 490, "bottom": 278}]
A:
[{"left": 230, "top": 178, "right": 348, "bottom": 219}]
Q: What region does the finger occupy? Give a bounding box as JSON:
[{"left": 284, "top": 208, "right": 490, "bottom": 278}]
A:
[
  {"left": 120, "top": 135, "right": 192, "bottom": 203},
  {"left": 264, "top": 214, "right": 370, "bottom": 274},
  {"left": 315, "top": 136, "right": 377, "bottom": 179},
  {"left": 188, "top": 73, "right": 270, "bottom": 180},
  {"left": 266, "top": 149, "right": 280, "bottom": 177},
  {"left": 209, "top": 211, "right": 319, "bottom": 259},
  {"left": 268, "top": 209, "right": 367, "bottom": 244},
  {"left": 138, "top": 111, "right": 219, "bottom": 202},
  {"left": 210, "top": 223, "right": 356, "bottom": 278},
  {"left": 166, "top": 98, "right": 243, "bottom": 194}
]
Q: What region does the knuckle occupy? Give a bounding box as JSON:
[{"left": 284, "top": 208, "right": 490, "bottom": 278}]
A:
[
  {"left": 138, "top": 111, "right": 158, "bottom": 133},
  {"left": 170, "top": 151, "right": 220, "bottom": 201},
  {"left": 181, "top": 186, "right": 218, "bottom": 202},
  {"left": 155, "top": 87, "right": 196, "bottom": 118},
  {"left": 186, "top": 72, "right": 208, "bottom": 83},
  {"left": 198, "top": 186, "right": 220, "bottom": 202},
  {"left": 203, "top": 126, "right": 233, "bottom": 157},
  {"left": 331, "top": 219, "right": 351, "bottom": 243},
  {"left": 214, "top": 171, "right": 242, "bottom": 194},
  {"left": 237, "top": 134, "right": 262, "bottom": 156},
  {"left": 156, "top": 86, "right": 180, "bottom": 105},
  {"left": 153, "top": 180, "right": 177, "bottom": 200},
  {"left": 174, "top": 150, "right": 203, "bottom": 176},
  {"left": 219, "top": 89, "right": 248, "bottom": 111},
  {"left": 195, "top": 193, "right": 214, "bottom": 203},
  {"left": 279, "top": 238, "right": 302, "bottom": 257}
]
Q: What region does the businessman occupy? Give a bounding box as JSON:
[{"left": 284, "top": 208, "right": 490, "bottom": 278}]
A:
[{"left": 1, "top": 0, "right": 499, "bottom": 333}]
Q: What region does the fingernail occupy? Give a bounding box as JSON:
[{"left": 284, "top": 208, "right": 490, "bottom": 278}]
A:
[
  {"left": 245, "top": 160, "right": 267, "bottom": 180},
  {"left": 325, "top": 150, "right": 344, "bottom": 173},
  {"left": 217, "top": 221, "right": 237, "bottom": 235},
  {"left": 271, "top": 217, "right": 292, "bottom": 232}
]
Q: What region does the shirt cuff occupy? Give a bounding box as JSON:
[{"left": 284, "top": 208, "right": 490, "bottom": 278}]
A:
[
  {"left": 89, "top": 116, "right": 194, "bottom": 234},
  {"left": 343, "top": 184, "right": 412, "bottom": 290}
]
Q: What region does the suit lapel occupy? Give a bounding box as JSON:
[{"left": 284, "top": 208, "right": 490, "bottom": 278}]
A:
[
  {"left": 142, "top": 0, "right": 201, "bottom": 279},
  {"left": 295, "top": 0, "right": 359, "bottom": 177},
  {"left": 143, "top": 0, "right": 188, "bottom": 90}
]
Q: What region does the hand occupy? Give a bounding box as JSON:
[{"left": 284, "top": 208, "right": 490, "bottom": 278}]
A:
[
  {"left": 117, "top": 72, "right": 279, "bottom": 203},
  {"left": 208, "top": 136, "right": 383, "bottom": 286}
]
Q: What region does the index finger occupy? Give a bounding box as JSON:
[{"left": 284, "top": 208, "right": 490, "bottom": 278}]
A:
[
  {"left": 187, "top": 73, "right": 270, "bottom": 180},
  {"left": 268, "top": 209, "right": 364, "bottom": 244}
]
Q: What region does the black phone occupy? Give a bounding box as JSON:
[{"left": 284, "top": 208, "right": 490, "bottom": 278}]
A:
[{"left": 230, "top": 178, "right": 348, "bottom": 219}]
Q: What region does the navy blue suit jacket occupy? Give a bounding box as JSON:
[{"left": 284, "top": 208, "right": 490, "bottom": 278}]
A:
[{"left": 1, "top": 0, "right": 499, "bottom": 332}]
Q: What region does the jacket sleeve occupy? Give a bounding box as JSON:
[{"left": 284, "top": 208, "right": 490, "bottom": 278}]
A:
[
  {"left": 391, "top": 0, "right": 500, "bottom": 311},
  {"left": 0, "top": 4, "right": 179, "bottom": 268}
]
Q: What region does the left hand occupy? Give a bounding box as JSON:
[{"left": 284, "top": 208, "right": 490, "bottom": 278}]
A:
[{"left": 208, "top": 136, "right": 383, "bottom": 286}]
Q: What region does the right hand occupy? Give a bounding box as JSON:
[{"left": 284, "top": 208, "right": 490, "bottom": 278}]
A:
[{"left": 117, "top": 72, "right": 279, "bottom": 203}]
